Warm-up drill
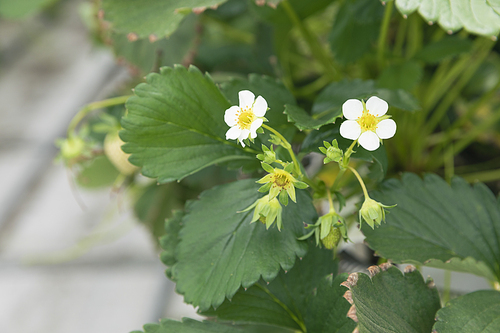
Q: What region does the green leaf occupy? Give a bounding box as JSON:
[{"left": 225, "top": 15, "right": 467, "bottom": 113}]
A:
[
  {"left": 201, "top": 241, "right": 338, "bottom": 330},
  {"left": 312, "top": 79, "right": 420, "bottom": 119},
  {"left": 159, "top": 210, "right": 184, "bottom": 279},
  {"left": 393, "top": 0, "right": 500, "bottom": 37},
  {"left": 101, "top": 0, "right": 228, "bottom": 39},
  {"left": 329, "top": 0, "right": 385, "bottom": 64},
  {"left": 284, "top": 104, "right": 340, "bottom": 131},
  {"left": 0, "top": 0, "right": 59, "bottom": 18},
  {"left": 304, "top": 273, "right": 357, "bottom": 333},
  {"left": 377, "top": 61, "right": 423, "bottom": 91},
  {"left": 363, "top": 173, "right": 500, "bottom": 281},
  {"left": 301, "top": 124, "right": 388, "bottom": 181},
  {"left": 120, "top": 65, "right": 254, "bottom": 183},
  {"left": 108, "top": 14, "right": 198, "bottom": 74},
  {"left": 413, "top": 36, "right": 474, "bottom": 64},
  {"left": 171, "top": 179, "right": 316, "bottom": 311},
  {"left": 136, "top": 318, "right": 251, "bottom": 333},
  {"left": 76, "top": 156, "right": 120, "bottom": 188},
  {"left": 433, "top": 290, "right": 500, "bottom": 332},
  {"left": 347, "top": 265, "right": 441, "bottom": 333}
]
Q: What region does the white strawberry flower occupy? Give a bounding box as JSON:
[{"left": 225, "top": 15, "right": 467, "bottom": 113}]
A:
[
  {"left": 224, "top": 90, "right": 268, "bottom": 147},
  {"left": 339, "top": 96, "right": 396, "bottom": 151}
]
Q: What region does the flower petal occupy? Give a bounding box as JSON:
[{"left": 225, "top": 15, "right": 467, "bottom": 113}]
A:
[
  {"left": 238, "top": 129, "right": 250, "bottom": 144},
  {"left": 249, "top": 119, "right": 263, "bottom": 138},
  {"left": 239, "top": 90, "right": 255, "bottom": 109},
  {"left": 224, "top": 106, "right": 240, "bottom": 127},
  {"left": 340, "top": 120, "right": 361, "bottom": 140},
  {"left": 376, "top": 119, "right": 396, "bottom": 139},
  {"left": 342, "top": 99, "right": 363, "bottom": 119},
  {"left": 366, "top": 96, "right": 388, "bottom": 117},
  {"left": 358, "top": 131, "right": 380, "bottom": 151},
  {"left": 253, "top": 96, "right": 268, "bottom": 116},
  {"left": 226, "top": 126, "right": 241, "bottom": 140}
]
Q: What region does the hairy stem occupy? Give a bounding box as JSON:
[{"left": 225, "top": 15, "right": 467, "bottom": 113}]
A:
[
  {"left": 348, "top": 165, "right": 369, "bottom": 199},
  {"left": 67, "top": 95, "right": 131, "bottom": 136},
  {"left": 281, "top": 0, "right": 341, "bottom": 81},
  {"left": 377, "top": 0, "right": 393, "bottom": 70}
]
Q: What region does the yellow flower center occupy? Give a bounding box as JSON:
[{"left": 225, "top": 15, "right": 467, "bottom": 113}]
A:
[
  {"left": 271, "top": 170, "right": 292, "bottom": 189},
  {"left": 236, "top": 107, "right": 255, "bottom": 130},
  {"left": 357, "top": 110, "right": 380, "bottom": 132}
]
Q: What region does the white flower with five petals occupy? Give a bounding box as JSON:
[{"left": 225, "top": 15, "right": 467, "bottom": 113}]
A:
[
  {"left": 224, "top": 90, "right": 268, "bottom": 147},
  {"left": 339, "top": 96, "right": 396, "bottom": 151}
]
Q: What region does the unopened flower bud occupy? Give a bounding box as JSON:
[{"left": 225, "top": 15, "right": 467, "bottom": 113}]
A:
[
  {"left": 319, "top": 140, "right": 343, "bottom": 164},
  {"left": 359, "top": 197, "right": 396, "bottom": 229}
]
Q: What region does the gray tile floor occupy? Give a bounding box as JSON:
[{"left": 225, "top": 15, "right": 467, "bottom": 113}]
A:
[{"left": 0, "top": 1, "right": 200, "bottom": 332}]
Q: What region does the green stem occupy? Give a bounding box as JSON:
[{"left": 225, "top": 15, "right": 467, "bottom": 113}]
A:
[
  {"left": 430, "top": 106, "right": 500, "bottom": 170},
  {"left": 67, "top": 95, "right": 131, "bottom": 136},
  {"left": 393, "top": 16, "right": 407, "bottom": 57},
  {"left": 423, "top": 38, "right": 494, "bottom": 136},
  {"left": 377, "top": 0, "right": 393, "bottom": 70},
  {"left": 281, "top": 0, "right": 341, "bottom": 80},
  {"left": 262, "top": 124, "right": 302, "bottom": 178},
  {"left": 330, "top": 140, "right": 357, "bottom": 192},
  {"left": 327, "top": 189, "right": 336, "bottom": 213},
  {"left": 460, "top": 168, "right": 500, "bottom": 184},
  {"left": 348, "top": 166, "right": 369, "bottom": 199},
  {"left": 442, "top": 270, "right": 452, "bottom": 305},
  {"left": 255, "top": 284, "right": 307, "bottom": 332}
]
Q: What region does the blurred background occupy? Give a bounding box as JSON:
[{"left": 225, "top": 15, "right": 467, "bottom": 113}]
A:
[{"left": 0, "top": 0, "right": 202, "bottom": 332}]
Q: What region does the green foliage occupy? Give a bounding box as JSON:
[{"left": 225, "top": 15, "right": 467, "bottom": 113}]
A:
[
  {"left": 202, "top": 241, "right": 341, "bottom": 331},
  {"left": 284, "top": 104, "right": 340, "bottom": 131},
  {"left": 377, "top": 61, "right": 423, "bottom": 91},
  {"left": 433, "top": 290, "right": 500, "bottom": 332},
  {"left": 348, "top": 265, "right": 441, "bottom": 333},
  {"left": 363, "top": 173, "right": 500, "bottom": 281},
  {"left": 108, "top": 14, "right": 198, "bottom": 74},
  {"left": 413, "top": 36, "right": 474, "bottom": 64},
  {"left": 100, "top": 0, "right": 228, "bottom": 39},
  {"left": 76, "top": 156, "right": 119, "bottom": 188},
  {"left": 0, "top": 0, "right": 59, "bottom": 18},
  {"left": 393, "top": 0, "right": 500, "bottom": 37},
  {"left": 133, "top": 318, "right": 254, "bottom": 333},
  {"left": 121, "top": 65, "right": 254, "bottom": 183},
  {"left": 169, "top": 179, "right": 316, "bottom": 311},
  {"left": 329, "top": 0, "right": 384, "bottom": 64},
  {"left": 304, "top": 274, "right": 357, "bottom": 333}
]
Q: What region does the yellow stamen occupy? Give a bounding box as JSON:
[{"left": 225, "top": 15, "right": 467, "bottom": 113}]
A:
[
  {"left": 236, "top": 107, "right": 255, "bottom": 130},
  {"left": 271, "top": 170, "right": 292, "bottom": 189},
  {"left": 357, "top": 110, "right": 380, "bottom": 132}
]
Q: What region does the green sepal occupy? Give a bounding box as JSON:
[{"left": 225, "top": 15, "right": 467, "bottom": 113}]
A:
[
  {"left": 258, "top": 182, "right": 272, "bottom": 193},
  {"left": 294, "top": 181, "right": 308, "bottom": 189},
  {"left": 284, "top": 163, "right": 294, "bottom": 173},
  {"left": 279, "top": 190, "right": 289, "bottom": 206},
  {"left": 261, "top": 162, "right": 274, "bottom": 174}
]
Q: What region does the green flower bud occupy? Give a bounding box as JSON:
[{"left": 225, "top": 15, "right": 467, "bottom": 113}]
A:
[
  {"left": 240, "top": 195, "right": 283, "bottom": 231},
  {"left": 359, "top": 197, "right": 396, "bottom": 229},
  {"left": 59, "top": 136, "right": 85, "bottom": 160},
  {"left": 319, "top": 140, "right": 343, "bottom": 164}
]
